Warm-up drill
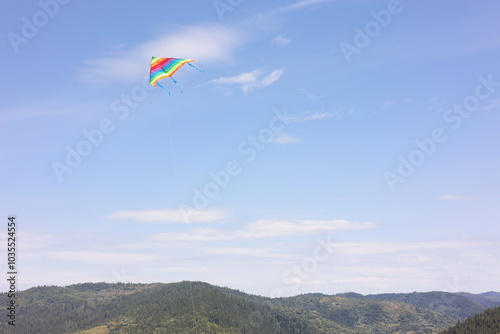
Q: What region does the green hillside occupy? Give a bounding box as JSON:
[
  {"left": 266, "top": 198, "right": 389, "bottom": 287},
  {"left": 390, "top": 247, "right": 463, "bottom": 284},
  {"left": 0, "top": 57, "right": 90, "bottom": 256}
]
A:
[
  {"left": 0, "top": 282, "right": 347, "bottom": 334},
  {"left": 0, "top": 282, "right": 497, "bottom": 334}
]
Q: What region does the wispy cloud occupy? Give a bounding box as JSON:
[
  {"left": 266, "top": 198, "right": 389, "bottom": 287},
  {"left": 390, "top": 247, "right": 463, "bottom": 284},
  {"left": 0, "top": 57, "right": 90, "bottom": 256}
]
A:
[
  {"left": 280, "top": 238, "right": 498, "bottom": 294},
  {"left": 272, "top": 34, "right": 292, "bottom": 47},
  {"left": 242, "top": 219, "right": 376, "bottom": 238},
  {"left": 0, "top": 231, "right": 61, "bottom": 251},
  {"left": 270, "top": 132, "right": 300, "bottom": 144},
  {"left": 152, "top": 266, "right": 213, "bottom": 273},
  {"left": 78, "top": 24, "right": 244, "bottom": 84},
  {"left": 107, "top": 208, "right": 229, "bottom": 223},
  {"left": 272, "top": 0, "right": 334, "bottom": 13},
  {"left": 212, "top": 68, "right": 285, "bottom": 93},
  {"left": 150, "top": 219, "right": 376, "bottom": 242},
  {"left": 205, "top": 246, "right": 295, "bottom": 258},
  {"left": 212, "top": 69, "right": 261, "bottom": 85},
  {"left": 435, "top": 194, "right": 476, "bottom": 201},
  {"left": 289, "top": 107, "right": 354, "bottom": 123},
  {"left": 331, "top": 239, "right": 482, "bottom": 256},
  {"left": 299, "top": 88, "right": 323, "bottom": 99},
  {"left": 45, "top": 251, "right": 165, "bottom": 264},
  {"left": 302, "top": 111, "right": 336, "bottom": 121}
]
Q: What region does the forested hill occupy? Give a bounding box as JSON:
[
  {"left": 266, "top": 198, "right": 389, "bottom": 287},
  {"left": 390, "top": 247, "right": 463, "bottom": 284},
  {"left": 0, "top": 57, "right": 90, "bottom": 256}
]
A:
[
  {"left": 0, "top": 281, "right": 499, "bottom": 333},
  {"left": 360, "top": 291, "right": 491, "bottom": 319},
  {"left": 440, "top": 306, "right": 500, "bottom": 334}
]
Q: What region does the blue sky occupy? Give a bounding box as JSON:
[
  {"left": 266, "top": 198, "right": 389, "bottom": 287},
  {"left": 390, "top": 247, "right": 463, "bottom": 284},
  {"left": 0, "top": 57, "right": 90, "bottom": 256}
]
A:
[{"left": 1, "top": 0, "right": 500, "bottom": 297}]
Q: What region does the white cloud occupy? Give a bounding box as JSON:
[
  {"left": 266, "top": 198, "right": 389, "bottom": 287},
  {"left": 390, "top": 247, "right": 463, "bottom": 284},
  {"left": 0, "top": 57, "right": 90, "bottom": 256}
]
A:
[
  {"left": 272, "top": 0, "right": 334, "bottom": 13},
  {"left": 78, "top": 24, "right": 244, "bottom": 84},
  {"left": 152, "top": 228, "right": 228, "bottom": 242},
  {"left": 330, "top": 240, "right": 482, "bottom": 256},
  {"left": 150, "top": 219, "right": 376, "bottom": 242},
  {"left": 107, "top": 208, "right": 229, "bottom": 223},
  {"left": 272, "top": 34, "right": 292, "bottom": 47},
  {"left": 205, "top": 246, "right": 294, "bottom": 258},
  {"left": 291, "top": 107, "right": 353, "bottom": 122},
  {"left": 270, "top": 132, "right": 300, "bottom": 144},
  {"left": 152, "top": 266, "right": 213, "bottom": 273},
  {"left": 0, "top": 231, "right": 60, "bottom": 251},
  {"left": 275, "top": 238, "right": 499, "bottom": 295},
  {"left": 241, "top": 219, "right": 376, "bottom": 238},
  {"left": 303, "top": 111, "right": 336, "bottom": 121},
  {"left": 435, "top": 194, "right": 475, "bottom": 201},
  {"left": 18, "top": 270, "right": 110, "bottom": 290},
  {"left": 260, "top": 68, "right": 285, "bottom": 87},
  {"left": 44, "top": 251, "right": 165, "bottom": 264},
  {"left": 212, "top": 68, "right": 285, "bottom": 93},
  {"left": 212, "top": 69, "right": 261, "bottom": 85}
]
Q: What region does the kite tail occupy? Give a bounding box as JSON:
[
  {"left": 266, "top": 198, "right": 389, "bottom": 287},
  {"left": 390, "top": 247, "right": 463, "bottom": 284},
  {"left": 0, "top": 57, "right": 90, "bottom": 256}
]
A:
[
  {"left": 187, "top": 62, "right": 204, "bottom": 72},
  {"left": 156, "top": 82, "right": 171, "bottom": 96},
  {"left": 171, "top": 77, "right": 183, "bottom": 93}
]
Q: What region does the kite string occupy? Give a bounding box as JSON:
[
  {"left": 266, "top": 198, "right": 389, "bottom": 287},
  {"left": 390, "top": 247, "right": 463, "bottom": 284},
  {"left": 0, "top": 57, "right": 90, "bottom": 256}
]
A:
[
  {"left": 160, "top": 93, "right": 199, "bottom": 334},
  {"left": 153, "top": 57, "right": 200, "bottom": 332}
]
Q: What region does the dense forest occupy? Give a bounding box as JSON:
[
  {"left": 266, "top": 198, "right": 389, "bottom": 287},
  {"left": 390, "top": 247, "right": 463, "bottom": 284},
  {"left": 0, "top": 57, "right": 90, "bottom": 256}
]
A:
[{"left": 1, "top": 282, "right": 499, "bottom": 333}]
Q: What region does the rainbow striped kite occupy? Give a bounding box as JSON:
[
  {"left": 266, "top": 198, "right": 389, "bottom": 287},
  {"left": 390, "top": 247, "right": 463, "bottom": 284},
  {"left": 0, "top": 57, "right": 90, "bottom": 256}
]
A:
[{"left": 149, "top": 57, "right": 203, "bottom": 94}]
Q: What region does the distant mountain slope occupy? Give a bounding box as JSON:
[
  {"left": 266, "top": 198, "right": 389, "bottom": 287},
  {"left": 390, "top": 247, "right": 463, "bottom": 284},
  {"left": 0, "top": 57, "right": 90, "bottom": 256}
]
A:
[
  {"left": 480, "top": 291, "right": 500, "bottom": 302},
  {"left": 271, "top": 293, "right": 455, "bottom": 333},
  {"left": 0, "top": 282, "right": 498, "bottom": 334},
  {"left": 457, "top": 292, "right": 500, "bottom": 309},
  {"left": 440, "top": 306, "right": 500, "bottom": 334},
  {"left": 362, "top": 291, "right": 489, "bottom": 320}
]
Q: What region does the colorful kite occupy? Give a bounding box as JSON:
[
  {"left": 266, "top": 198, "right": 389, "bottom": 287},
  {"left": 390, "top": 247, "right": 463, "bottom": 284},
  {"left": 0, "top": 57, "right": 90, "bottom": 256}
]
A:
[{"left": 149, "top": 57, "right": 203, "bottom": 94}]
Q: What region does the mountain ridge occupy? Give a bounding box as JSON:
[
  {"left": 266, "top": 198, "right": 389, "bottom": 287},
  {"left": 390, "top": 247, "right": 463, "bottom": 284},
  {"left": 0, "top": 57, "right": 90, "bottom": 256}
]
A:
[{"left": 1, "top": 281, "right": 499, "bottom": 333}]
